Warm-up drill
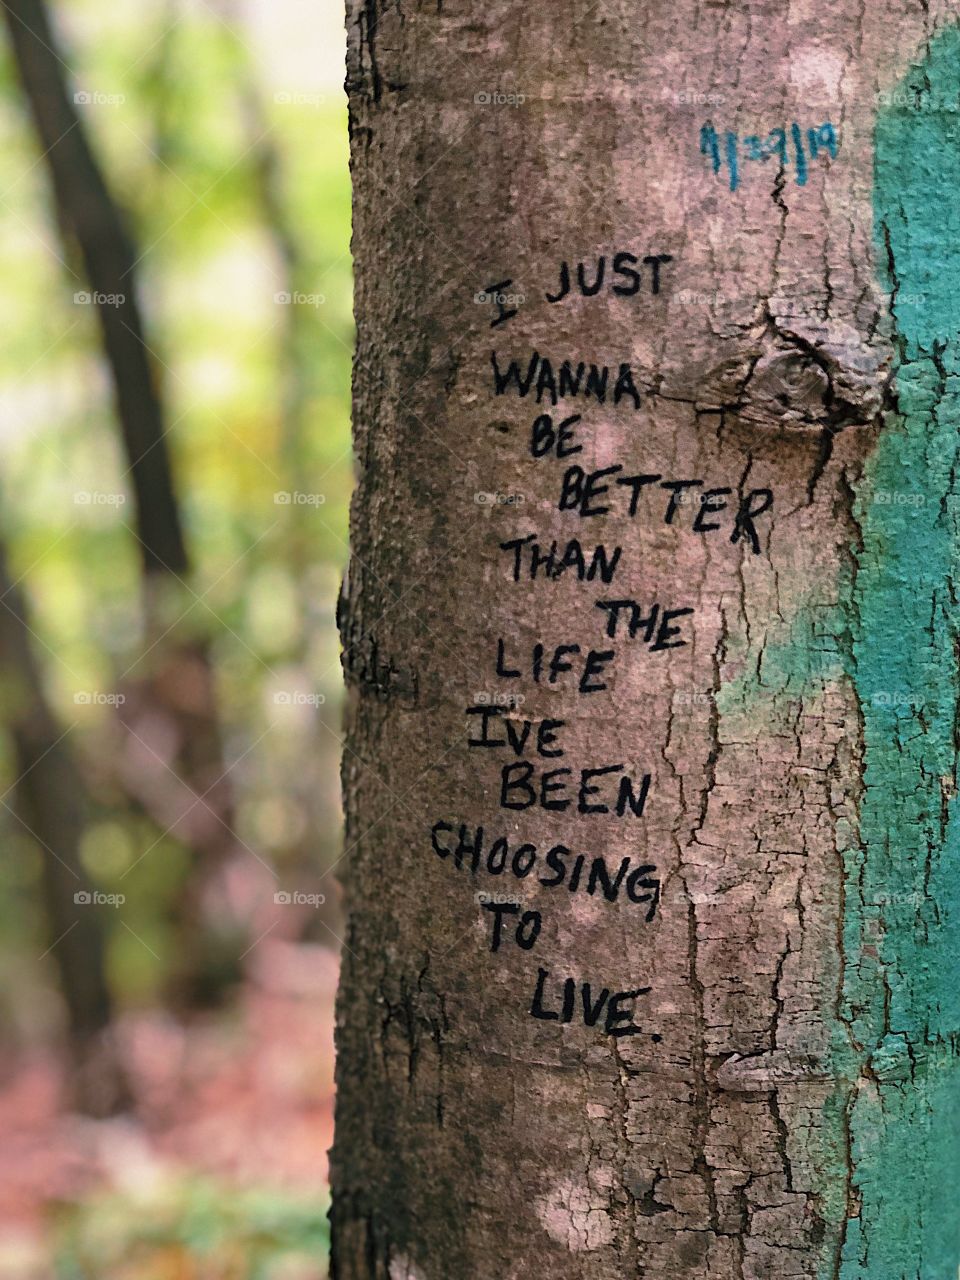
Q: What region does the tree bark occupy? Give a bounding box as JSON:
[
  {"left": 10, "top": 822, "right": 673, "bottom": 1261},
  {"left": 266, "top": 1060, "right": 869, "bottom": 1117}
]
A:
[{"left": 333, "top": 4, "right": 960, "bottom": 1277}]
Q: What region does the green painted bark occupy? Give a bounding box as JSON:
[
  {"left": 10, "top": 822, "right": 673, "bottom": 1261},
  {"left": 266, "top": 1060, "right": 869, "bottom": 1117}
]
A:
[
  {"left": 727, "top": 33, "right": 960, "bottom": 1274},
  {"left": 839, "top": 29, "right": 960, "bottom": 1278}
]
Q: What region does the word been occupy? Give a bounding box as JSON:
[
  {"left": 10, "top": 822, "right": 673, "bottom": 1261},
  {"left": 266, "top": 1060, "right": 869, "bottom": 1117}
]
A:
[
  {"left": 700, "top": 121, "right": 838, "bottom": 191},
  {"left": 499, "top": 761, "right": 651, "bottom": 817},
  {"left": 430, "top": 820, "right": 661, "bottom": 917}
]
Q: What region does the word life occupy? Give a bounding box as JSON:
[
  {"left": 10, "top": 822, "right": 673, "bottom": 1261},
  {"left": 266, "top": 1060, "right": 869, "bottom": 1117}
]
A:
[{"left": 700, "top": 121, "right": 839, "bottom": 191}]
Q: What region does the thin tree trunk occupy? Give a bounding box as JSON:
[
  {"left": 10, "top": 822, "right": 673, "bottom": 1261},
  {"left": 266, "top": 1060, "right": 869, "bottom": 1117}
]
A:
[
  {"left": 4, "top": 0, "right": 252, "bottom": 1007},
  {"left": 2, "top": 0, "right": 187, "bottom": 578},
  {"left": 333, "top": 4, "right": 960, "bottom": 1278},
  {"left": 0, "top": 544, "right": 129, "bottom": 1116}
]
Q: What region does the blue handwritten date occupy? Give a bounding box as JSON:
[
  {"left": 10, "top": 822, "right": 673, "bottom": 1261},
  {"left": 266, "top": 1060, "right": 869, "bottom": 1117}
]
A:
[{"left": 700, "top": 121, "right": 838, "bottom": 192}]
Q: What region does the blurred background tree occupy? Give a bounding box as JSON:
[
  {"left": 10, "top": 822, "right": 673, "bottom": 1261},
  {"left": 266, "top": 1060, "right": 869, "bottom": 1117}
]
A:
[{"left": 0, "top": 0, "right": 350, "bottom": 1274}]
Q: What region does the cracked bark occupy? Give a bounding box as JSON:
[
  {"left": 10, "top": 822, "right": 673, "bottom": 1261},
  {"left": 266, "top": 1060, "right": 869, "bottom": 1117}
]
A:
[{"left": 333, "top": 3, "right": 955, "bottom": 1278}]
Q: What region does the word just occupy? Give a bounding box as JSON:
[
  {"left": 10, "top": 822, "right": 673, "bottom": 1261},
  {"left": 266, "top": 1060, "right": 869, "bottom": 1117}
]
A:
[{"left": 480, "top": 248, "right": 674, "bottom": 327}]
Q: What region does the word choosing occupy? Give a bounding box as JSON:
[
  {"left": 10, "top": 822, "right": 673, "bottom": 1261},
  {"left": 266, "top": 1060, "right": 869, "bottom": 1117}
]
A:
[{"left": 430, "top": 820, "right": 661, "bottom": 919}]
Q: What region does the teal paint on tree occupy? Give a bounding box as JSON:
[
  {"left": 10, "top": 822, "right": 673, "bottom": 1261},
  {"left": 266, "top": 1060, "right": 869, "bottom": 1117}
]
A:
[
  {"left": 717, "top": 29, "right": 960, "bottom": 1276},
  {"left": 839, "top": 27, "right": 960, "bottom": 1278}
]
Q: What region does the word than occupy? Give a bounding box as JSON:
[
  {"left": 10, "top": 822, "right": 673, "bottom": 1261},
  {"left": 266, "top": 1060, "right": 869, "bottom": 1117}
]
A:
[
  {"left": 499, "top": 535, "right": 622, "bottom": 583},
  {"left": 558, "top": 465, "right": 773, "bottom": 555},
  {"left": 700, "top": 121, "right": 839, "bottom": 192},
  {"left": 530, "top": 967, "right": 656, "bottom": 1038},
  {"left": 430, "top": 820, "right": 661, "bottom": 918}
]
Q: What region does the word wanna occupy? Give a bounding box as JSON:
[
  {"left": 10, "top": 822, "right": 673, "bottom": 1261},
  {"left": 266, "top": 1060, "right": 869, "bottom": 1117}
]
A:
[
  {"left": 430, "top": 820, "right": 661, "bottom": 918},
  {"left": 700, "top": 121, "right": 838, "bottom": 192},
  {"left": 492, "top": 350, "right": 643, "bottom": 408}
]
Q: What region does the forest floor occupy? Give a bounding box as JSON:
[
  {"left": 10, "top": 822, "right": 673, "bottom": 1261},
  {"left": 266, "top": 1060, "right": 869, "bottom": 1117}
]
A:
[{"left": 0, "top": 942, "right": 337, "bottom": 1280}]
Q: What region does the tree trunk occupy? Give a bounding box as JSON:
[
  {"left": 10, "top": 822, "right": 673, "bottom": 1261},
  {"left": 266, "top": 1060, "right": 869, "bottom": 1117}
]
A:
[
  {"left": 0, "top": 543, "right": 130, "bottom": 1116},
  {"left": 4, "top": 0, "right": 254, "bottom": 1007},
  {"left": 3, "top": 0, "right": 188, "bottom": 578},
  {"left": 333, "top": 5, "right": 960, "bottom": 1277}
]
